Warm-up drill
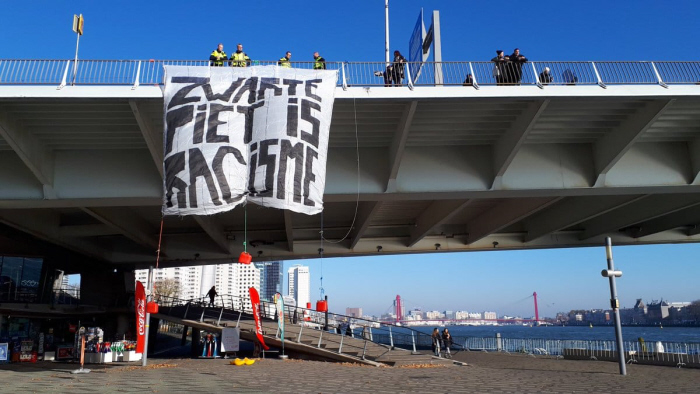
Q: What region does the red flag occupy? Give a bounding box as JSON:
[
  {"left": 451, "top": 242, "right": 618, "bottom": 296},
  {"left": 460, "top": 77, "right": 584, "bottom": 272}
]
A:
[
  {"left": 135, "top": 281, "right": 146, "bottom": 354},
  {"left": 248, "top": 287, "right": 269, "bottom": 350}
]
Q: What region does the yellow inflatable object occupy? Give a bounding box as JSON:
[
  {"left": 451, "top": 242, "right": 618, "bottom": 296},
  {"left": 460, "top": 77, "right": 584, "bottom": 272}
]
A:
[
  {"left": 231, "top": 358, "right": 245, "bottom": 366},
  {"left": 244, "top": 358, "right": 255, "bottom": 365}
]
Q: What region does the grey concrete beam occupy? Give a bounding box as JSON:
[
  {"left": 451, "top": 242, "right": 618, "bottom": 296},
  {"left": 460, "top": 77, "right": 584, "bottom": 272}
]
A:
[
  {"left": 386, "top": 101, "right": 417, "bottom": 192},
  {"left": 0, "top": 209, "right": 109, "bottom": 261},
  {"left": 284, "top": 210, "right": 294, "bottom": 252},
  {"left": 579, "top": 193, "right": 700, "bottom": 240},
  {"left": 0, "top": 105, "right": 56, "bottom": 198},
  {"left": 466, "top": 197, "right": 561, "bottom": 245},
  {"left": 688, "top": 137, "right": 700, "bottom": 185},
  {"left": 593, "top": 100, "right": 674, "bottom": 187},
  {"left": 82, "top": 207, "right": 159, "bottom": 252},
  {"left": 408, "top": 200, "right": 472, "bottom": 247},
  {"left": 193, "top": 215, "right": 233, "bottom": 255},
  {"left": 524, "top": 195, "right": 646, "bottom": 242},
  {"left": 492, "top": 100, "right": 549, "bottom": 189},
  {"left": 129, "top": 100, "right": 163, "bottom": 178},
  {"left": 349, "top": 201, "right": 382, "bottom": 249},
  {"left": 632, "top": 204, "right": 700, "bottom": 238},
  {"left": 58, "top": 223, "right": 121, "bottom": 237}
]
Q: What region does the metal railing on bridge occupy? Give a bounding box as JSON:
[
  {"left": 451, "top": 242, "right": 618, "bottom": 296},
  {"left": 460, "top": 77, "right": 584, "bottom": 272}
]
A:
[
  {"left": 1, "top": 59, "right": 699, "bottom": 89},
  {"left": 155, "top": 293, "right": 448, "bottom": 360}
]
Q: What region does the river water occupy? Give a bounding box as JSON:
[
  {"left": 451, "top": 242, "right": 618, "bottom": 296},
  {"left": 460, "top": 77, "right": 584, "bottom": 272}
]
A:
[{"left": 407, "top": 325, "right": 700, "bottom": 343}]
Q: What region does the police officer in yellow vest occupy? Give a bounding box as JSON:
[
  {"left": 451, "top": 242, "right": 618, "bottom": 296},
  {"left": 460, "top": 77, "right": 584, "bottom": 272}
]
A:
[
  {"left": 313, "top": 52, "right": 326, "bottom": 70},
  {"left": 209, "top": 43, "right": 228, "bottom": 67},
  {"left": 230, "top": 43, "right": 251, "bottom": 67},
  {"left": 278, "top": 51, "right": 292, "bottom": 68}
]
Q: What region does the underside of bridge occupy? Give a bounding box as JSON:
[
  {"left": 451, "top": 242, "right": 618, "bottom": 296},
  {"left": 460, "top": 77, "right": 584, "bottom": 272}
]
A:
[{"left": 1, "top": 85, "right": 700, "bottom": 268}]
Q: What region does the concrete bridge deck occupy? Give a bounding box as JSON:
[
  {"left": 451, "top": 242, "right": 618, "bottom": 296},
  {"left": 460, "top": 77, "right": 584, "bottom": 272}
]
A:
[{"left": 2, "top": 78, "right": 700, "bottom": 267}]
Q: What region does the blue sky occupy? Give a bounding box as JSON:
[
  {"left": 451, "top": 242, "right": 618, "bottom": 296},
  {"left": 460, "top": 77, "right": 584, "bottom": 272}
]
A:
[{"left": 4, "top": 1, "right": 700, "bottom": 317}]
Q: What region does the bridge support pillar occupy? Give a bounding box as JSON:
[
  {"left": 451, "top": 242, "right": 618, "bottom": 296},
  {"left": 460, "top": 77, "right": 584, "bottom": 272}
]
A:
[
  {"left": 181, "top": 326, "right": 189, "bottom": 346},
  {"left": 191, "top": 328, "right": 201, "bottom": 358},
  {"left": 148, "top": 317, "right": 160, "bottom": 352}
]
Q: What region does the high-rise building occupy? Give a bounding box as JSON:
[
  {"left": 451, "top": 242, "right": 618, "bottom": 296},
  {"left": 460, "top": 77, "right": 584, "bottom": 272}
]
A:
[
  {"left": 215, "top": 263, "right": 260, "bottom": 303},
  {"left": 254, "top": 261, "right": 283, "bottom": 301},
  {"left": 346, "top": 307, "right": 362, "bottom": 318},
  {"left": 135, "top": 266, "right": 202, "bottom": 300},
  {"left": 287, "top": 264, "right": 310, "bottom": 308}
]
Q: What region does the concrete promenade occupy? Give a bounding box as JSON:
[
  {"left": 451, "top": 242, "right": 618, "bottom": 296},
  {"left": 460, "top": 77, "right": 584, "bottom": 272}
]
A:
[{"left": 1, "top": 351, "right": 698, "bottom": 393}]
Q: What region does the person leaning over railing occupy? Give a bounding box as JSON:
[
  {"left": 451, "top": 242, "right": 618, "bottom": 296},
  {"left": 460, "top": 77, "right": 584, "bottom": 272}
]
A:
[
  {"left": 230, "top": 43, "right": 251, "bottom": 67},
  {"left": 391, "top": 50, "right": 406, "bottom": 86},
  {"left": 278, "top": 51, "right": 292, "bottom": 68},
  {"left": 313, "top": 52, "right": 326, "bottom": 70},
  {"left": 210, "top": 43, "right": 228, "bottom": 66},
  {"left": 507, "top": 48, "right": 528, "bottom": 85}
]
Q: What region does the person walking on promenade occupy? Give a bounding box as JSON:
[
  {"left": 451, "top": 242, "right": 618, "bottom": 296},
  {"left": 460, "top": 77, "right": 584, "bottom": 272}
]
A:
[
  {"left": 230, "top": 43, "right": 251, "bottom": 67},
  {"left": 491, "top": 50, "right": 509, "bottom": 85},
  {"left": 442, "top": 328, "right": 454, "bottom": 358},
  {"left": 431, "top": 328, "right": 442, "bottom": 357},
  {"left": 206, "top": 286, "right": 217, "bottom": 307},
  {"left": 279, "top": 51, "right": 292, "bottom": 68},
  {"left": 313, "top": 52, "right": 326, "bottom": 70},
  {"left": 508, "top": 48, "right": 528, "bottom": 84},
  {"left": 391, "top": 50, "right": 406, "bottom": 86},
  {"left": 210, "top": 43, "right": 228, "bottom": 67}
]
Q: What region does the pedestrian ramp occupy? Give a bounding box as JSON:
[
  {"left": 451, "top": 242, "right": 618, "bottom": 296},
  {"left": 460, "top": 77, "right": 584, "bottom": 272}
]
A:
[{"left": 154, "top": 304, "right": 452, "bottom": 367}]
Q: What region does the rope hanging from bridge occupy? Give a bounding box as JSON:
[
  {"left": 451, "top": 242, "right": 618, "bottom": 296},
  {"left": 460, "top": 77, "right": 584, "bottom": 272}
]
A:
[
  {"left": 155, "top": 217, "right": 164, "bottom": 269},
  {"left": 321, "top": 94, "right": 361, "bottom": 244},
  {"left": 319, "top": 209, "right": 325, "bottom": 299}
]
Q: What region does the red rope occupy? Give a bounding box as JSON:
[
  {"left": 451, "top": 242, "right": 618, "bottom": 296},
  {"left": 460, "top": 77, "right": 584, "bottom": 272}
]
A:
[{"left": 155, "top": 217, "right": 164, "bottom": 269}]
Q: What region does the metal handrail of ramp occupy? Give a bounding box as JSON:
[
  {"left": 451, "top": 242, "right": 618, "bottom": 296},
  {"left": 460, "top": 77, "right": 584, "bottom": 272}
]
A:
[
  {"left": 153, "top": 293, "right": 449, "bottom": 363},
  {"left": 1, "top": 59, "right": 699, "bottom": 89}
]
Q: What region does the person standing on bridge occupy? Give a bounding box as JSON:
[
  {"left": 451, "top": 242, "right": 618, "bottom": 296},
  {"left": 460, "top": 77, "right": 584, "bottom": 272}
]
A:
[
  {"left": 313, "top": 52, "right": 326, "bottom": 70},
  {"left": 391, "top": 50, "right": 406, "bottom": 86},
  {"left": 230, "top": 43, "right": 251, "bottom": 67},
  {"left": 508, "top": 48, "right": 528, "bottom": 85},
  {"left": 206, "top": 286, "right": 217, "bottom": 307},
  {"left": 210, "top": 43, "right": 228, "bottom": 67},
  {"left": 442, "top": 328, "right": 453, "bottom": 358},
  {"left": 491, "top": 50, "right": 509, "bottom": 86},
  {"left": 279, "top": 51, "right": 292, "bottom": 68},
  {"left": 431, "top": 328, "right": 442, "bottom": 357}
]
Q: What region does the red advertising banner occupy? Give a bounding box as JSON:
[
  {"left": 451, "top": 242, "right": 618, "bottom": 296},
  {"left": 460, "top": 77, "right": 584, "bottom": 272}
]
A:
[
  {"left": 135, "top": 280, "right": 146, "bottom": 354},
  {"left": 248, "top": 287, "right": 269, "bottom": 350}
]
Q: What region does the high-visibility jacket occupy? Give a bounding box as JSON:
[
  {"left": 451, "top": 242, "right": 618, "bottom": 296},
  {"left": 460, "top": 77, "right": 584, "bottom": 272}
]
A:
[
  {"left": 210, "top": 50, "right": 228, "bottom": 67},
  {"left": 313, "top": 56, "right": 326, "bottom": 70},
  {"left": 230, "top": 51, "right": 250, "bottom": 67},
  {"left": 278, "top": 57, "right": 291, "bottom": 68}
]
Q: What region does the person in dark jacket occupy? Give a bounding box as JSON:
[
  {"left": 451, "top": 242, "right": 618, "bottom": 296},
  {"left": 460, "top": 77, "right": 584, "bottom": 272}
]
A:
[
  {"left": 562, "top": 68, "right": 578, "bottom": 85},
  {"left": 539, "top": 67, "right": 553, "bottom": 85},
  {"left": 463, "top": 74, "right": 474, "bottom": 86},
  {"left": 508, "top": 48, "right": 528, "bottom": 84},
  {"left": 442, "top": 328, "right": 454, "bottom": 358},
  {"left": 209, "top": 43, "right": 228, "bottom": 67},
  {"left": 206, "top": 286, "right": 217, "bottom": 307},
  {"left": 491, "top": 50, "right": 509, "bottom": 86},
  {"left": 391, "top": 50, "right": 406, "bottom": 86},
  {"left": 431, "top": 328, "right": 442, "bottom": 357}
]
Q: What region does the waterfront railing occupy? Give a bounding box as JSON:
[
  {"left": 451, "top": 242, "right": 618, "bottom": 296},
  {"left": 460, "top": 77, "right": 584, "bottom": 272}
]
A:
[{"left": 1, "top": 59, "right": 699, "bottom": 89}]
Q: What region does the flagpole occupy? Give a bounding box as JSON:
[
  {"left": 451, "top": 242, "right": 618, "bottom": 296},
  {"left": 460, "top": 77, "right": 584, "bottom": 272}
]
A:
[{"left": 385, "top": 0, "right": 390, "bottom": 66}]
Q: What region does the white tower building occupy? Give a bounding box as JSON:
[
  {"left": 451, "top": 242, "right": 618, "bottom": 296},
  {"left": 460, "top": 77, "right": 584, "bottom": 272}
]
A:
[{"left": 287, "top": 264, "right": 310, "bottom": 308}]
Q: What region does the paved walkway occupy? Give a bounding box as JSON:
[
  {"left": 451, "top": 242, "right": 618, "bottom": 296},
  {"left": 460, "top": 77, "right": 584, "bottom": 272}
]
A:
[{"left": 1, "top": 351, "right": 698, "bottom": 393}]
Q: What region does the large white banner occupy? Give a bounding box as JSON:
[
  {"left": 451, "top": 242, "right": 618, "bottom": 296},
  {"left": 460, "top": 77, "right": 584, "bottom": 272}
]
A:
[{"left": 162, "top": 65, "right": 337, "bottom": 216}]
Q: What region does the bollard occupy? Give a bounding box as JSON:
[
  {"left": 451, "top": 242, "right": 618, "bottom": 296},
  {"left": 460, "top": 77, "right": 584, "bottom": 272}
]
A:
[{"left": 496, "top": 333, "right": 502, "bottom": 352}]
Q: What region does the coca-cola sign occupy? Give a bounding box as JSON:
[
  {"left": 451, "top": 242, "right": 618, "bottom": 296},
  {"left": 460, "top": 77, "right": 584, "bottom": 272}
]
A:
[{"left": 135, "top": 281, "right": 146, "bottom": 354}]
